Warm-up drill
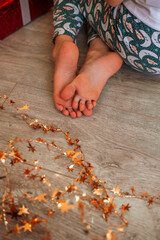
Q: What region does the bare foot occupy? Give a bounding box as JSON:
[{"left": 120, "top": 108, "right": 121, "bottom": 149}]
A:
[
  {"left": 53, "top": 36, "right": 82, "bottom": 118},
  {"left": 60, "top": 38, "right": 123, "bottom": 116}
]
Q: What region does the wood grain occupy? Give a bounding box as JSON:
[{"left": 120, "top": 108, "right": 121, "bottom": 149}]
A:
[{"left": 0, "top": 9, "right": 160, "bottom": 240}]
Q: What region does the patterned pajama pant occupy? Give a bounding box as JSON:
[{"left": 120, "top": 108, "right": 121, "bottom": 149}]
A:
[{"left": 53, "top": 0, "right": 160, "bottom": 74}]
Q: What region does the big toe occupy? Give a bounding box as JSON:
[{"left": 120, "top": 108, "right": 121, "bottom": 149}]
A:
[
  {"left": 55, "top": 103, "right": 64, "bottom": 112},
  {"left": 60, "top": 82, "right": 76, "bottom": 101}
]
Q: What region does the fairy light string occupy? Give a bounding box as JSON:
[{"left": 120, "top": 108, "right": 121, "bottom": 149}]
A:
[{"left": 0, "top": 93, "right": 160, "bottom": 240}]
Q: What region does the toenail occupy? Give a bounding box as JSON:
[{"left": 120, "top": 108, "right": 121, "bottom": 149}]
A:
[{"left": 80, "top": 99, "right": 85, "bottom": 104}]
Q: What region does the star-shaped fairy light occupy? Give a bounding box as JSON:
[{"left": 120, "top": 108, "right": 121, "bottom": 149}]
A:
[{"left": 0, "top": 93, "right": 160, "bottom": 240}]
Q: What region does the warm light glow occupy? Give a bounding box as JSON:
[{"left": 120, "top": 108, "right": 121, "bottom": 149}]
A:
[
  {"left": 75, "top": 196, "right": 80, "bottom": 202},
  {"left": 1, "top": 158, "right": 5, "bottom": 163}
]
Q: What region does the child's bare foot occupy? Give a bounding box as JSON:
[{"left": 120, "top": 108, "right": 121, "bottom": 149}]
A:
[
  {"left": 60, "top": 38, "right": 123, "bottom": 116},
  {"left": 53, "top": 36, "right": 82, "bottom": 118}
]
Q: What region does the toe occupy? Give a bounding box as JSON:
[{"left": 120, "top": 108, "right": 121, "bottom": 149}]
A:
[
  {"left": 62, "top": 108, "right": 69, "bottom": 116},
  {"left": 72, "top": 95, "right": 81, "bottom": 110},
  {"left": 92, "top": 100, "right": 97, "bottom": 107},
  {"left": 60, "top": 83, "right": 76, "bottom": 101},
  {"left": 83, "top": 108, "right": 93, "bottom": 117},
  {"left": 86, "top": 100, "right": 93, "bottom": 110},
  {"left": 68, "top": 108, "right": 76, "bottom": 119},
  {"left": 86, "top": 100, "right": 97, "bottom": 110},
  {"left": 55, "top": 103, "right": 63, "bottom": 112},
  {"left": 76, "top": 110, "right": 82, "bottom": 118},
  {"left": 70, "top": 111, "right": 76, "bottom": 118},
  {"left": 79, "top": 99, "right": 86, "bottom": 111}
]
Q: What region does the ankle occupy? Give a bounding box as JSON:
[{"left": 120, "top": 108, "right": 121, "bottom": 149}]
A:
[
  {"left": 53, "top": 43, "right": 79, "bottom": 69},
  {"left": 88, "top": 38, "right": 110, "bottom": 57},
  {"left": 53, "top": 35, "right": 74, "bottom": 60}
]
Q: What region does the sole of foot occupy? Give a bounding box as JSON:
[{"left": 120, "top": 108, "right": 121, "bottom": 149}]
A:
[
  {"left": 60, "top": 50, "right": 123, "bottom": 117},
  {"left": 53, "top": 39, "right": 82, "bottom": 118}
]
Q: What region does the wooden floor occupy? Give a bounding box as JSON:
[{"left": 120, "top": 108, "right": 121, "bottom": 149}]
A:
[{"left": 0, "top": 9, "right": 160, "bottom": 240}]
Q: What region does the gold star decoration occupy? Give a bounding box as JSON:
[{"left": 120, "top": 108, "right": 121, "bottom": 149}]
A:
[
  {"left": 18, "top": 104, "right": 30, "bottom": 111},
  {"left": 0, "top": 94, "right": 160, "bottom": 240},
  {"left": 93, "top": 189, "right": 104, "bottom": 196},
  {"left": 120, "top": 204, "right": 131, "bottom": 215},
  {"left": 18, "top": 205, "right": 29, "bottom": 215},
  {"left": 12, "top": 224, "right": 21, "bottom": 234},
  {"left": 111, "top": 186, "right": 121, "bottom": 196},
  {"left": 57, "top": 200, "right": 78, "bottom": 213},
  {"left": 21, "top": 222, "right": 32, "bottom": 232},
  {"left": 30, "top": 194, "right": 47, "bottom": 202},
  {"left": 65, "top": 150, "right": 82, "bottom": 162},
  {"left": 28, "top": 142, "right": 36, "bottom": 152},
  {"left": 24, "top": 168, "right": 31, "bottom": 176}
]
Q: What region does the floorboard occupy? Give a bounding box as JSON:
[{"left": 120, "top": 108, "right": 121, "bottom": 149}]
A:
[{"left": 0, "top": 9, "right": 160, "bottom": 240}]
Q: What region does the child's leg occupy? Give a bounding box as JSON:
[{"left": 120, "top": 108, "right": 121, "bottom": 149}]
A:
[
  {"left": 60, "top": 21, "right": 123, "bottom": 115},
  {"left": 61, "top": 25, "right": 123, "bottom": 115},
  {"left": 61, "top": 1, "right": 160, "bottom": 116},
  {"left": 82, "top": 1, "right": 160, "bottom": 74},
  {"left": 53, "top": 0, "right": 85, "bottom": 118}
]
